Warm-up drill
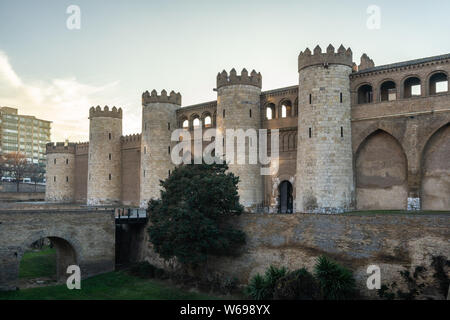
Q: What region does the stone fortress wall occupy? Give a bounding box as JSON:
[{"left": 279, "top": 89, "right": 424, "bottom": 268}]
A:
[
  {"left": 45, "top": 45, "right": 450, "bottom": 212},
  {"left": 86, "top": 106, "right": 123, "bottom": 205},
  {"left": 140, "top": 90, "right": 181, "bottom": 208},
  {"left": 216, "top": 69, "right": 264, "bottom": 209},
  {"left": 296, "top": 45, "right": 355, "bottom": 213},
  {"left": 45, "top": 143, "right": 76, "bottom": 202}
]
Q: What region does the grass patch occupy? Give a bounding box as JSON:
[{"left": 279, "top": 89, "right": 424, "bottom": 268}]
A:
[
  {"left": 0, "top": 271, "right": 218, "bottom": 300},
  {"left": 19, "top": 247, "right": 56, "bottom": 279}
]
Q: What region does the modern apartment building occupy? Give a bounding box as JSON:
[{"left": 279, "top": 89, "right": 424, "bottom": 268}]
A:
[{"left": 0, "top": 107, "right": 51, "bottom": 165}]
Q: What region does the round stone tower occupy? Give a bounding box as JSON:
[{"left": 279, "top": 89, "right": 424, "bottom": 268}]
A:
[
  {"left": 140, "top": 89, "right": 181, "bottom": 208},
  {"left": 87, "top": 106, "right": 122, "bottom": 206},
  {"left": 45, "top": 142, "right": 76, "bottom": 203},
  {"left": 295, "top": 44, "right": 355, "bottom": 213},
  {"left": 216, "top": 68, "right": 263, "bottom": 210}
]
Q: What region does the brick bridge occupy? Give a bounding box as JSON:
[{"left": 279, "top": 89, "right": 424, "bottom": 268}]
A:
[{"left": 0, "top": 209, "right": 117, "bottom": 291}]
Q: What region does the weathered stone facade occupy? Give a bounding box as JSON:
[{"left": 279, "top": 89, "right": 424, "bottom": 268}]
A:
[
  {"left": 46, "top": 45, "right": 450, "bottom": 212},
  {"left": 296, "top": 45, "right": 355, "bottom": 213},
  {"left": 144, "top": 212, "right": 450, "bottom": 298},
  {"left": 216, "top": 70, "right": 264, "bottom": 209},
  {"left": 45, "top": 143, "right": 76, "bottom": 202},
  {"left": 87, "top": 106, "right": 122, "bottom": 205},
  {"left": 0, "top": 209, "right": 115, "bottom": 291},
  {"left": 140, "top": 90, "right": 181, "bottom": 207}
]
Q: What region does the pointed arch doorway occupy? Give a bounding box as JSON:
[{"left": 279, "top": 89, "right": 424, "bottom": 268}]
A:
[{"left": 278, "top": 180, "right": 293, "bottom": 213}]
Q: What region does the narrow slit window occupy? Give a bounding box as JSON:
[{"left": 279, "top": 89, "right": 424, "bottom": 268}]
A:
[
  {"left": 168, "top": 170, "right": 171, "bottom": 176},
  {"left": 223, "top": 109, "right": 225, "bottom": 118},
  {"left": 66, "top": 159, "right": 69, "bottom": 165},
  {"left": 168, "top": 122, "right": 170, "bottom": 130},
  {"left": 249, "top": 109, "right": 252, "bottom": 118},
  {"left": 309, "top": 94, "right": 312, "bottom": 104},
  {"left": 109, "top": 133, "right": 112, "bottom": 140},
  {"left": 66, "top": 176, "right": 69, "bottom": 182},
  {"left": 309, "top": 128, "right": 312, "bottom": 138},
  {"left": 54, "top": 158, "right": 56, "bottom": 164},
  {"left": 54, "top": 176, "right": 56, "bottom": 182},
  {"left": 109, "top": 173, "right": 112, "bottom": 180},
  {"left": 340, "top": 92, "right": 343, "bottom": 103},
  {"left": 168, "top": 146, "right": 171, "bottom": 154},
  {"left": 340, "top": 126, "right": 343, "bottom": 137},
  {"left": 109, "top": 153, "right": 112, "bottom": 160}
]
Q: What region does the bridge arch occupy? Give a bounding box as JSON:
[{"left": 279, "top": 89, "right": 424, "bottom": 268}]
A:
[{"left": 20, "top": 231, "right": 82, "bottom": 282}]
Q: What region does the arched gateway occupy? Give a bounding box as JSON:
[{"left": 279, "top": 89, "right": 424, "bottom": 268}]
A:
[{"left": 0, "top": 209, "right": 115, "bottom": 291}]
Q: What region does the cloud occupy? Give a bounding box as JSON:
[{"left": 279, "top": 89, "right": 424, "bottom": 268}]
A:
[{"left": 0, "top": 50, "right": 120, "bottom": 142}]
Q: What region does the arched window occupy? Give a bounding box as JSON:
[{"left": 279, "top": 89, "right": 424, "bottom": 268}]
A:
[
  {"left": 204, "top": 116, "right": 212, "bottom": 128},
  {"left": 265, "top": 103, "right": 275, "bottom": 120},
  {"left": 380, "top": 80, "right": 397, "bottom": 102},
  {"left": 280, "top": 100, "right": 292, "bottom": 118},
  {"left": 429, "top": 72, "right": 448, "bottom": 95},
  {"left": 182, "top": 120, "right": 189, "bottom": 128},
  {"left": 266, "top": 107, "right": 273, "bottom": 120},
  {"left": 193, "top": 118, "right": 200, "bottom": 128},
  {"left": 403, "top": 77, "right": 421, "bottom": 98},
  {"left": 357, "top": 84, "right": 373, "bottom": 104},
  {"left": 204, "top": 116, "right": 211, "bottom": 127}
]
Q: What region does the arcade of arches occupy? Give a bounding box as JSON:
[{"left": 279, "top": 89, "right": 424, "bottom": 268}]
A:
[{"left": 355, "top": 123, "right": 450, "bottom": 211}]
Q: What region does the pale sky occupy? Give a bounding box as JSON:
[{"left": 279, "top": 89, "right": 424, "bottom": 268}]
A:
[{"left": 0, "top": 0, "right": 449, "bottom": 142}]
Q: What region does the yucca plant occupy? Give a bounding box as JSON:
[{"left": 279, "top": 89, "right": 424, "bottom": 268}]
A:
[
  {"left": 245, "top": 265, "right": 288, "bottom": 300},
  {"left": 314, "top": 255, "right": 356, "bottom": 300},
  {"left": 245, "top": 274, "right": 271, "bottom": 300}
]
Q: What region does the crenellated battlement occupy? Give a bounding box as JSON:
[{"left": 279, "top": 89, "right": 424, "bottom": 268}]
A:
[
  {"left": 75, "top": 142, "right": 89, "bottom": 155},
  {"left": 46, "top": 142, "right": 76, "bottom": 154},
  {"left": 298, "top": 44, "right": 353, "bottom": 71},
  {"left": 358, "top": 53, "right": 375, "bottom": 71},
  {"left": 89, "top": 106, "right": 123, "bottom": 119},
  {"left": 121, "top": 133, "right": 141, "bottom": 149},
  {"left": 142, "top": 90, "right": 182, "bottom": 106},
  {"left": 216, "top": 68, "right": 262, "bottom": 89}
]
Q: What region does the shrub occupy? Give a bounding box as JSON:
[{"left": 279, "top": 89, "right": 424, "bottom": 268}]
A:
[
  {"left": 314, "top": 256, "right": 356, "bottom": 300},
  {"left": 245, "top": 265, "right": 288, "bottom": 300},
  {"left": 431, "top": 256, "right": 450, "bottom": 297},
  {"left": 147, "top": 162, "right": 245, "bottom": 270},
  {"left": 273, "top": 268, "right": 322, "bottom": 300},
  {"left": 245, "top": 274, "right": 271, "bottom": 300},
  {"left": 378, "top": 257, "right": 450, "bottom": 300}
]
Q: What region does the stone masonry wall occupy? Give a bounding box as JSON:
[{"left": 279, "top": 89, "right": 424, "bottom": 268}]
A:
[
  {"left": 216, "top": 84, "right": 263, "bottom": 210},
  {"left": 87, "top": 116, "right": 122, "bottom": 205},
  {"left": 144, "top": 213, "right": 450, "bottom": 298},
  {"left": 296, "top": 64, "right": 355, "bottom": 213},
  {"left": 0, "top": 209, "right": 115, "bottom": 290},
  {"left": 45, "top": 152, "right": 76, "bottom": 202},
  {"left": 140, "top": 102, "right": 179, "bottom": 207}
]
